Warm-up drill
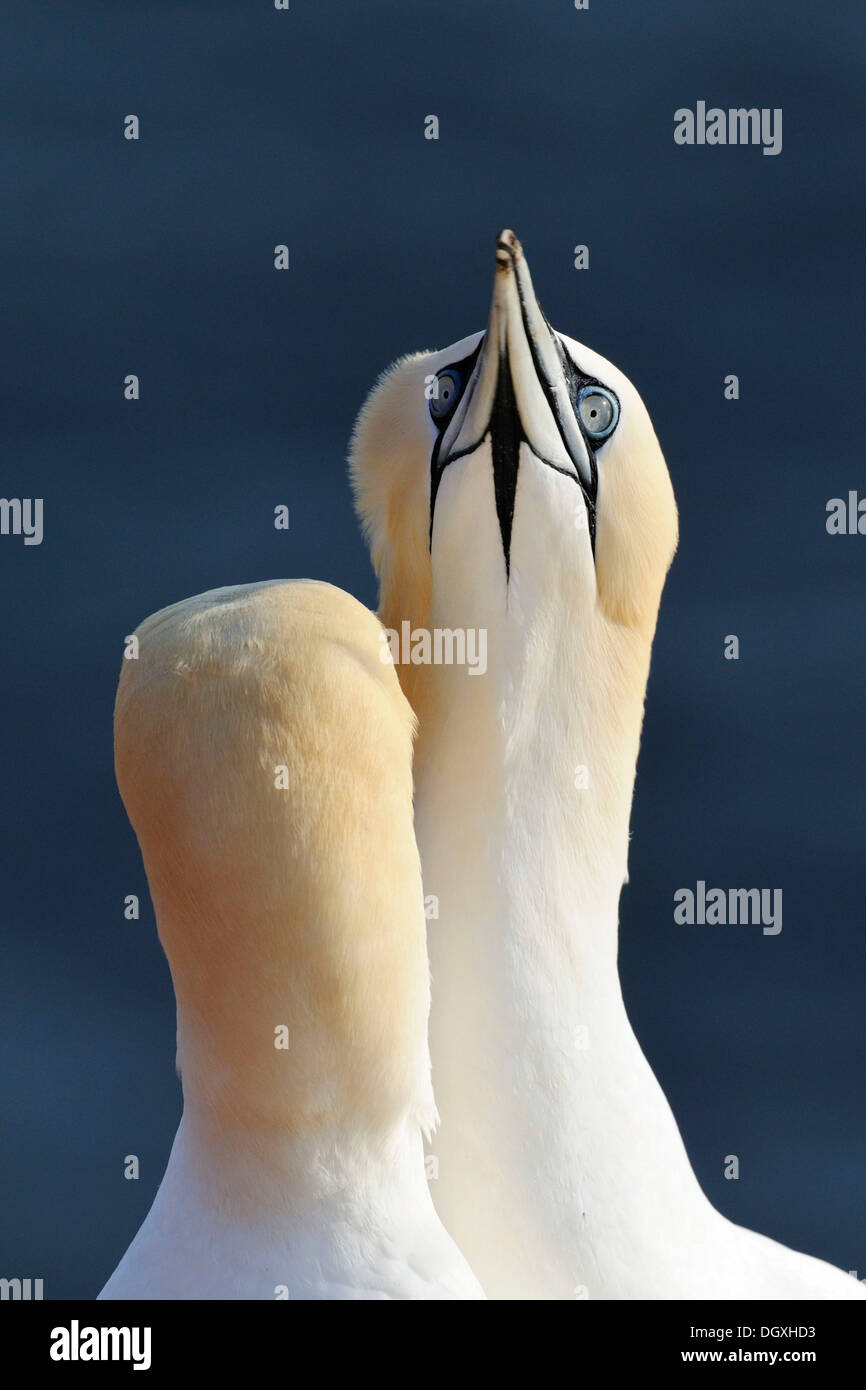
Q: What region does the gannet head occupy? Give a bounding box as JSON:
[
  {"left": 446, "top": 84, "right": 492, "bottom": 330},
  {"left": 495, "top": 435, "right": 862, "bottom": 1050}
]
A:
[
  {"left": 351, "top": 232, "right": 679, "bottom": 892},
  {"left": 114, "top": 579, "right": 438, "bottom": 1147},
  {"left": 351, "top": 230, "right": 677, "bottom": 659}
]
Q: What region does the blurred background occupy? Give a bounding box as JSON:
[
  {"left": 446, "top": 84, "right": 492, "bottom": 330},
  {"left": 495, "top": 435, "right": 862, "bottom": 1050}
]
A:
[{"left": 1, "top": 1, "right": 863, "bottom": 1297}]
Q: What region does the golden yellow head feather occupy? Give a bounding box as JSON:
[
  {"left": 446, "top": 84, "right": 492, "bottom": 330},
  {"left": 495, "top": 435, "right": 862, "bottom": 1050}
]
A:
[{"left": 114, "top": 579, "right": 437, "bottom": 1143}]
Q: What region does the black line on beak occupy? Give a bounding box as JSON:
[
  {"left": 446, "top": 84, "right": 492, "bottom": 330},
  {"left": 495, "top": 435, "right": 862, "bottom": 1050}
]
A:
[
  {"left": 429, "top": 307, "right": 602, "bottom": 573},
  {"left": 490, "top": 352, "right": 522, "bottom": 578}
]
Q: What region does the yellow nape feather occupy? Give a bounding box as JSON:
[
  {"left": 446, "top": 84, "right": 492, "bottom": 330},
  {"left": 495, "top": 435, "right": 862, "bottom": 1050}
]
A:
[
  {"left": 114, "top": 579, "right": 436, "bottom": 1142},
  {"left": 349, "top": 355, "right": 436, "bottom": 711}
]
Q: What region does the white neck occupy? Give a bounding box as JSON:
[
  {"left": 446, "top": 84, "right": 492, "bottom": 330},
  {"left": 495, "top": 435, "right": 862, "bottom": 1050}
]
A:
[
  {"left": 413, "top": 593, "right": 714, "bottom": 1299},
  {"left": 168, "top": 1104, "right": 433, "bottom": 1228},
  {"left": 99, "top": 1104, "right": 449, "bottom": 1300}
]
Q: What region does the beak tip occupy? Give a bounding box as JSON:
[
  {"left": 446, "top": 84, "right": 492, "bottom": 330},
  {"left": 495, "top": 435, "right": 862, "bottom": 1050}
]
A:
[{"left": 496, "top": 228, "right": 523, "bottom": 267}]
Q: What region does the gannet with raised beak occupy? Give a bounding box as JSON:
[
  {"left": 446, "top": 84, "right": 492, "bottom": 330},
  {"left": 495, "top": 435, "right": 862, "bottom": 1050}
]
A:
[
  {"left": 100, "top": 579, "right": 484, "bottom": 1300},
  {"left": 351, "top": 231, "right": 864, "bottom": 1300}
]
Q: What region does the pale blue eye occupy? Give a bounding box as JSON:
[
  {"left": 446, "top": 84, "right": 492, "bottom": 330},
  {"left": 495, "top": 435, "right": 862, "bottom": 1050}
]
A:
[
  {"left": 577, "top": 386, "right": 619, "bottom": 440},
  {"left": 429, "top": 369, "right": 462, "bottom": 422}
]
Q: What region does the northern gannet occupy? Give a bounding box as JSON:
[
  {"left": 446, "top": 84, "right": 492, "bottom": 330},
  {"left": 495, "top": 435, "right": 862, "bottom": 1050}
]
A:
[
  {"left": 350, "top": 231, "right": 864, "bottom": 1300},
  {"left": 99, "top": 579, "right": 484, "bottom": 1300}
]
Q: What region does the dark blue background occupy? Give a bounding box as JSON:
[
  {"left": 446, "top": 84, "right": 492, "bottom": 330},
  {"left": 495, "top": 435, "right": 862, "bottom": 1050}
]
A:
[{"left": 1, "top": 2, "right": 863, "bottom": 1297}]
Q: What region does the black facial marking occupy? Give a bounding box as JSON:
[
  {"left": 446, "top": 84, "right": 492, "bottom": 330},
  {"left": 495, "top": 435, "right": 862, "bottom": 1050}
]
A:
[
  {"left": 558, "top": 343, "right": 602, "bottom": 539},
  {"left": 490, "top": 352, "right": 522, "bottom": 578},
  {"left": 429, "top": 340, "right": 482, "bottom": 543},
  {"left": 429, "top": 331, "right": 616, "bottom": 575}
]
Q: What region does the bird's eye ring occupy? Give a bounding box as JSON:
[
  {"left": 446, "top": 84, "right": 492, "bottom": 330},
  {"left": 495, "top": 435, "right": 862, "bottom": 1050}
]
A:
[
  {"left": 577, "top": 385, "right": 619, "bottom": 440},
  {"left": 429, "top": 369, "right": 462, "bottom": 423}
]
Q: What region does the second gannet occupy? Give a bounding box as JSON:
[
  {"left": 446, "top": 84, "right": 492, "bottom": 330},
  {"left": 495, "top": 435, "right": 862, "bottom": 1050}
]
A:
[
  {"left": 99, "top": 579, "right": 484, "bottom": 1300},
  {"left": 350, "top": 231, "right": 864, "bottom": 1300}
]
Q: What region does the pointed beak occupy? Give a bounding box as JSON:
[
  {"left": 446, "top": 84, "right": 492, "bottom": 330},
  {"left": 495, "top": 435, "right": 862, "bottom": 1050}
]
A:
[{"left": 435, "top": 231, "right": 595, "bottom": 571}]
